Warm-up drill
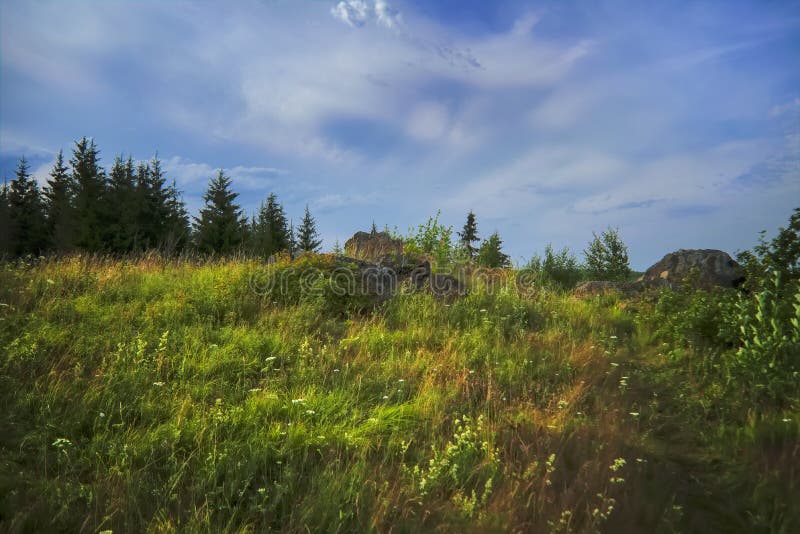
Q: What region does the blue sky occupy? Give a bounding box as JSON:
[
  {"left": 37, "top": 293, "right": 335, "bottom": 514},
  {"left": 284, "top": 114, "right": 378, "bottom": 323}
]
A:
[{"left": 1, "top": 0, "right": 798, "bottom": 269}]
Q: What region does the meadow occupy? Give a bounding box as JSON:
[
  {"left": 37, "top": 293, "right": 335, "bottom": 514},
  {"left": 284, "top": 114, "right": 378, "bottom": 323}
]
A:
[{"left": 0, "top": 250, "right": 797, "bottom": 533}]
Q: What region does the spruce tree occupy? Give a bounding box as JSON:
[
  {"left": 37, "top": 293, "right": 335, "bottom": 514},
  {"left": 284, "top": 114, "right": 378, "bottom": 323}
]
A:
[
  {"left": 477, "top": 231, "right": 510, "bottom": 268},
  {"left": 163, "top": 179, "right": 191, "bottom": 254},
  {"left": 71, "top": 137, "right": 107, "bottom": 252},
  {"left": 43, "top": 149, "right": 76, "bottom": 253},
  {"left": 143, "top": 153, "right": 171, "bottom": 247},
  {"left": 249, "top": 202, "right": 271, "bottom": 257},
  {"left": 249, "top": 193, "right": 290, "bottom": 258},
  {"left": 133, "top": 161, "right": 152, "bottom": 250},
  {"left": 193, "top": 170, "right": 246, "bottom": 254},
  {"left": 107, "top": 155, "right": 139, "bottom": 253},
  {"left": 458, "top": 210, "right": 479, "bottom": 259},
  {"left": 8, "top": 156, "right": 48, "bottom": 256},
  {"left": 297, "top": 204, "right": 322, "bottom": 253}
]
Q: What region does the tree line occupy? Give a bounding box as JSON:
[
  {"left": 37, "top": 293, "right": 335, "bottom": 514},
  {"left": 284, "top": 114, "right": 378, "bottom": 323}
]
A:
[
  {"left": 0, "top": 137, "right": 322, "bottom": 258},
  {"left": 1, "top": 136, "right": 631, "bottom": 284}
]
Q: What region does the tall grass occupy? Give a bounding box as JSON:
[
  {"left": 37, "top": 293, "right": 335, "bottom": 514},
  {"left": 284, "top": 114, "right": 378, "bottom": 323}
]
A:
[{"left": 0, "top": 255, "right": 797, "bottom": 532}]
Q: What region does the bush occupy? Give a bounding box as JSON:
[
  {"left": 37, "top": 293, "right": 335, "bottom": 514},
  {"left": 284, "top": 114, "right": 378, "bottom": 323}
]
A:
[
  {"left": 526, "top": 244, "right": 584, "bottom": 290},
  {"left": 584, "top": 227, "right": 631, "bottom": 281}
]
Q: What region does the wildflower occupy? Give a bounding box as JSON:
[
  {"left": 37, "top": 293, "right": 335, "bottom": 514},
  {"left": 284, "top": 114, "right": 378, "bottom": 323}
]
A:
[
  {"left": 305, "top": 409, "right": 315, "bottom": 415},
  {"left": 291, "top": 398, "right": 305, "bottom": 404},
  {"left": 398, "top": 379, "right": 405, "bottom": 383},
  {"left": 629, "top": 412, "right": 640, "bottom": 417},
  {"left": 782, "top": 418, "right": 791, "bottom": 423},
  {"left": 382, "top": 395, "right": 389, "bottom": 400},
  {"left": 153, "top": 381, "right": 165, "bottom": 387},
  {"left": 479, "top": 308, "right": 487, "bottom": 313},
  {"left": 333, "top": 368, "right": 340, "bottom": 373},
  {"left": 99, "top": 412, "right": 106, "bottom": 418},
  {"left": 249, "top": 388, "right": 261, "bottom": 393},
  {"left": 609, "top": 335, "right": 618, "bottom": 339},
  {"left": 264, "top": 356, "right": 277, "bottom": 363}
]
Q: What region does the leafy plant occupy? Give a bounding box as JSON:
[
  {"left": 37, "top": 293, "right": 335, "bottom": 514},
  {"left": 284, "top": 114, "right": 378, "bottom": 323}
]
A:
[
  {"left": 584, "top": 227, "right": 631, "bottom": 281},
  {"left": 527, "top": 244, "right": 584, "bottom": 290}
]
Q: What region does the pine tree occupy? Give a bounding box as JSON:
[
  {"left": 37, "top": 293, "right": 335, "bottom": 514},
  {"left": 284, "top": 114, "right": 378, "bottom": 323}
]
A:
[
  {"left": 162, "top": 179, "right": 191, "bottom": 255},
  {"left": 332, "top": 239, "right": 343, "bottom": 255},
  {"left": 477, "top": 231, "right": 510, "bottom": 268},
  {"left": 250, "top": 193, "right": 290, "bottom": 257},
  {"left": 583, "top": 227, "right": 631, "bottom": 281},
  {"left": 297, "top": 204, "right": 322, "bottom": 253},
  {"left": 193, "top": 169, "right": 246, "bottom": 254},
  {"left": 133, "top": 161, "right": 151, "bottom": 250},
  {"left": 458, "top": 210, "right": 479, "bottom": 259},
  {"left": 71, "top": 137, "right": 108, "bottom": 252},
  {"left": 249, "top": 202, "right": 271, "bottom": 257},
  {"left": 107, "top": 155, "right": 139, "bottom": 253},
  {"left": 8, "top": 156, "right": 48, "bottom": 256},
  {"left": 42, "top": 149, "right": 76, "bottom": 253}
]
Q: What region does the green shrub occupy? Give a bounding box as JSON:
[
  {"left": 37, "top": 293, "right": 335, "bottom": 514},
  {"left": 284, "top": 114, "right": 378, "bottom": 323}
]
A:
[{"left": 526, "top": 244, "right": 584, "bottom": 290}]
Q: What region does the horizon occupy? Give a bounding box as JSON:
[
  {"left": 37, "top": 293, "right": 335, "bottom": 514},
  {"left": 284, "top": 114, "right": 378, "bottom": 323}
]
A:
[{"left": 2, "top": 0, "right": 798, "bottom": 270}]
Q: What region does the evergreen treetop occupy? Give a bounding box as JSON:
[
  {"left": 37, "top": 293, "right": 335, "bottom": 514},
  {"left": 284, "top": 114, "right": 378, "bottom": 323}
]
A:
[
  {"left": 193, "top": 169, "right": 247, "bottom": 254},
  {"left": 298, "top": 204, "right": 322, "bottom": 253}
]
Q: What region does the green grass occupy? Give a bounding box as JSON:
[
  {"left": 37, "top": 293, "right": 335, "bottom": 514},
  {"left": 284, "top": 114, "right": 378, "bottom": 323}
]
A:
[{"left": 0, "top": 255, "right": 797, "bottom": 532}]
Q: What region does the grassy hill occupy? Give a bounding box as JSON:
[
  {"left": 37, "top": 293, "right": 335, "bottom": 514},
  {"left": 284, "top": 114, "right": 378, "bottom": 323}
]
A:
[{"left": 1, "top": 255, "right": 797, "bottom": 532}]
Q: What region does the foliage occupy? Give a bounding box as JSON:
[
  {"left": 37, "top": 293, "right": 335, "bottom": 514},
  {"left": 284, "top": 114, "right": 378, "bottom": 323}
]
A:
[
  {"left": 42, "top": 149, "right": 76, "bottom": 253},
  {"left": 404, "top": 211, "right": 456, "bottom": 269},
  {"left": 249, "top": 192, "right": 291, "bottom": 258},
  {"left": 7, "top": 156, "right": 48, "bottom": 256},
  {"left": 649, "top": 208, "right": 800, "bottom": 405},
  {"left": 584, "top": 227, "right": 631, "bottom": 281},
  {"left": 0, "top": 255, "right": 797, "bottom": 532},
  {"left": 297, "top": 204, "right": 322, "bottom": 253},
  {"left": 458, "top": 211, "right": 480, "bottom": 260},
  {"left": 412, "top": 415, "right": 499, "bottom": 517},
  {"left": 477, "top": 231, "right": 510, "bottom": 268},
  {"left": 726, "top": 209, "right": 800, "bottom": 403},
  {"left": 526, "top": 244, "right": 584, "bottom": 290},
  {"left": 730, "top": 272, "right": 800, "bottom": 402},
  {"left": 193, "top": 170, "right": 248, "bottom": 254},
  {"left": 70, "top": 136, "right": 107, "bottom": 252}
]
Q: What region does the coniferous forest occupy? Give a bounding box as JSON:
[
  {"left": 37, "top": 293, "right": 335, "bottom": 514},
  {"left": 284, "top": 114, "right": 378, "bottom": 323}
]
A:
[{"left": 1, "top": 137, "right": 323, "bottom": 260}]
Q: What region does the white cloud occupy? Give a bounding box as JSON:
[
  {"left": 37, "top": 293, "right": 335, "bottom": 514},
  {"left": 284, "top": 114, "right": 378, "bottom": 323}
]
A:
[
  {"left": 375, "top": 0, "right": 402, "bottom": 29},
  {"left": 311, "top": 192, "right": 382, "bottom": 212},
  {"left": 769, "top": 97, "right": 800, "bottom": 118},
  {"left": 331, "top": 0, "right": 401, "bottom": 29},
  {"left": 163, "top": 156, "right": 287, "bottom": 192},
  {"left": 331, "top": 0, "right": 370, "bottom": 28}
]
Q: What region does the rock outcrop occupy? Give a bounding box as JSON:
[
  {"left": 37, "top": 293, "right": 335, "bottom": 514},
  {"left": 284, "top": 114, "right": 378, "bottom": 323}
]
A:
[
  {"left": 640, "top": 249, "right": 744, "bottom": 289},
  {"left": 337, "top": 231, "right": 465, "bottom": 301},
  {"left": 344, "top": 231, "right": 404, "bottom": 263}
]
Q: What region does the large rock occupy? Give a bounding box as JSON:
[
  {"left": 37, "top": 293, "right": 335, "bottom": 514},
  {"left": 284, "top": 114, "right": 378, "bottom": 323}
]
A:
[
  {"left": 344, "top": 231, "right": 404, "bottom": 263},
  {"left": 331, "top": 229, "right": 471, "bottom": 302},
  {"left": 641, "top": 249, "right": 744, "bottom": 289}
]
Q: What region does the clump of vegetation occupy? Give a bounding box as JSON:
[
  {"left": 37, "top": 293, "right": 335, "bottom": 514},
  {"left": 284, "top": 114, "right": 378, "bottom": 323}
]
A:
[
  {"left": 526, "top": 244, "right": 585, "bottom": 290},
  {"left": 584, "top": 227, "right": 632, "bottom": 281},
  {"left": 1, "top": 207, "right": 798, "bottom": 532}
]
